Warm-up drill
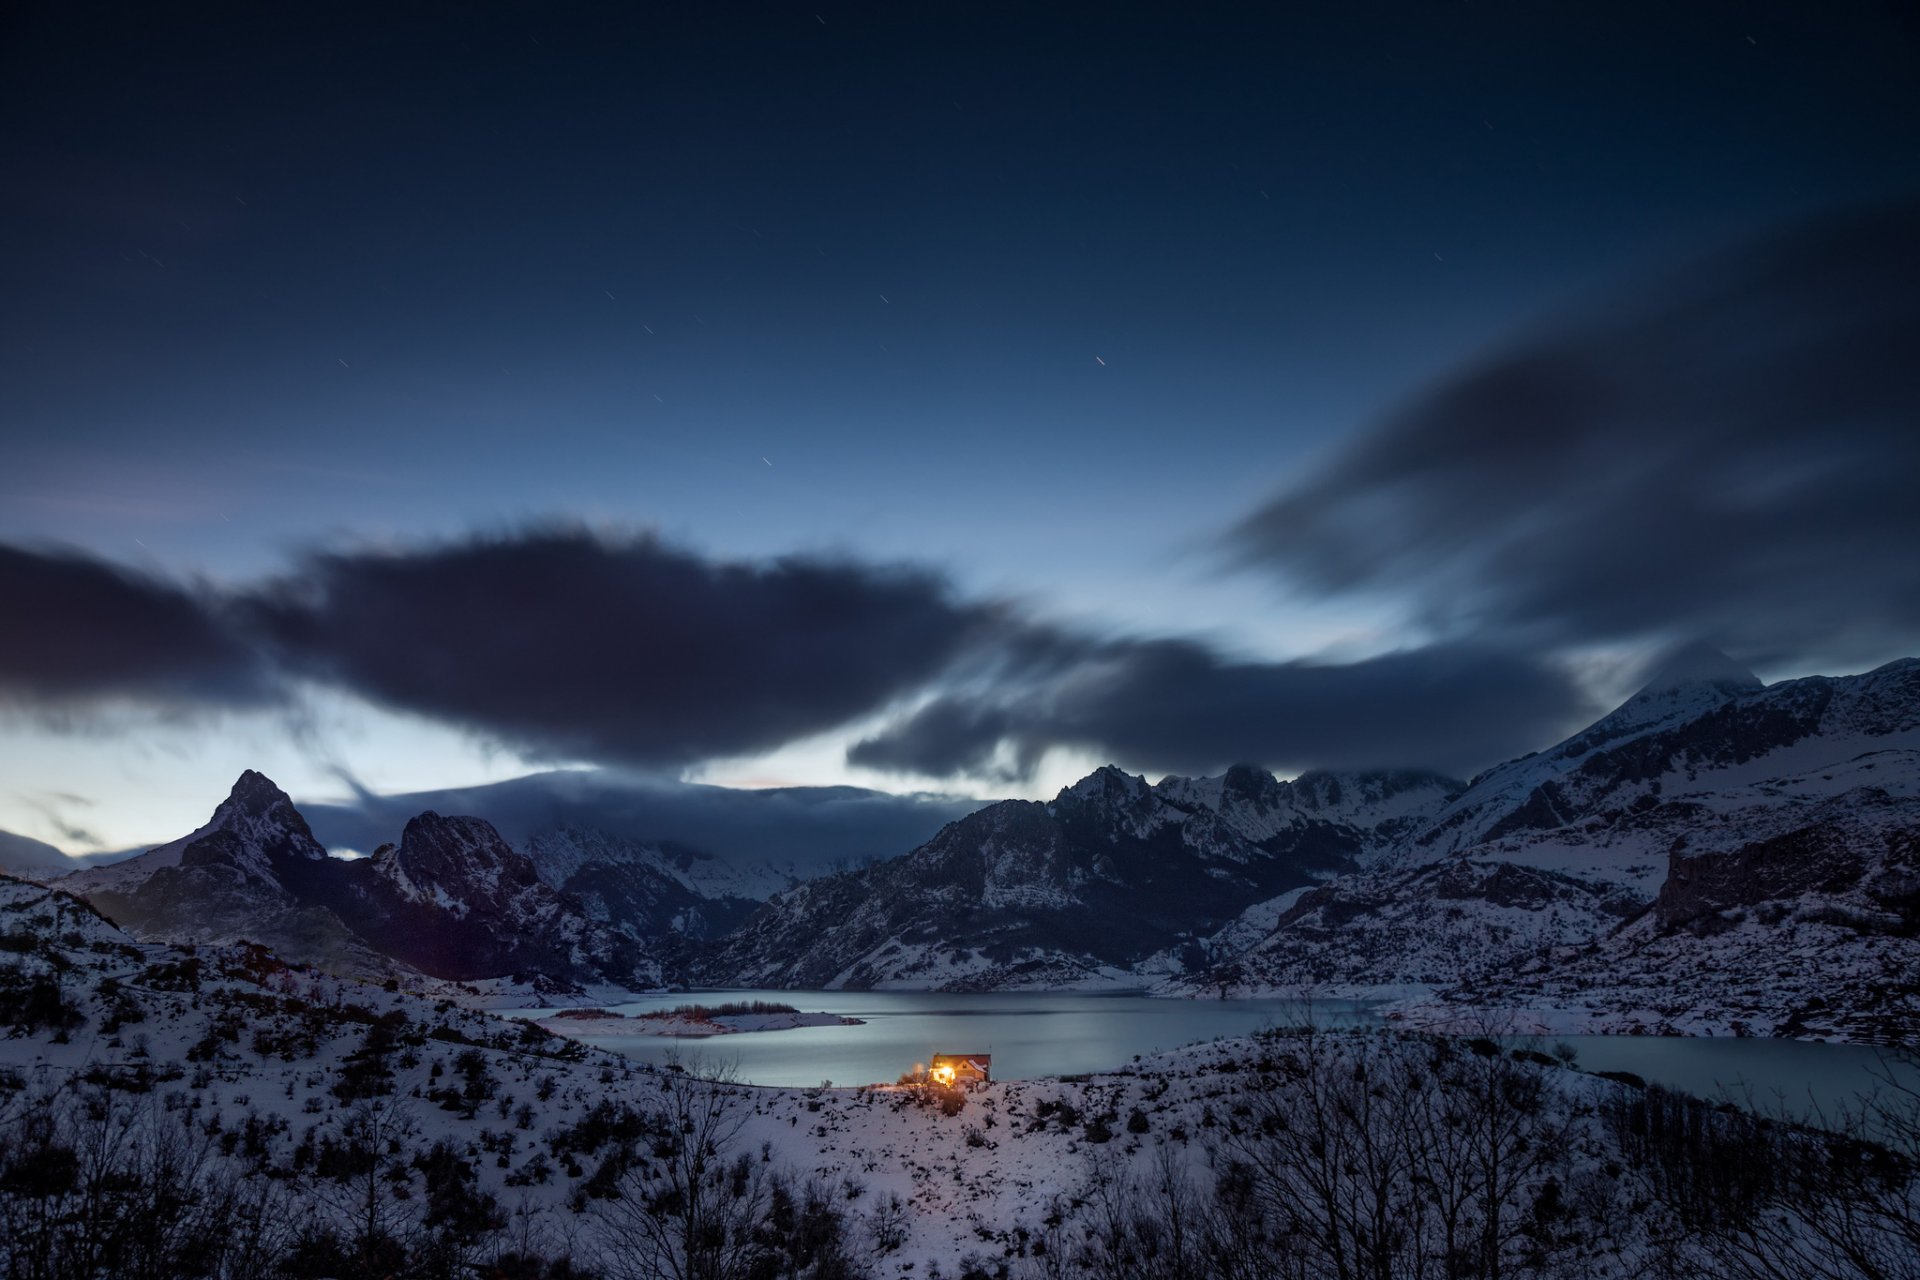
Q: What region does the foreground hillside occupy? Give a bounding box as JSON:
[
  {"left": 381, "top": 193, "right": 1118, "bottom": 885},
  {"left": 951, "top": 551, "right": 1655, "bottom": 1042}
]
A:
[{"left": 2, "top": 872, "right": 1916, "bottom": 1280}]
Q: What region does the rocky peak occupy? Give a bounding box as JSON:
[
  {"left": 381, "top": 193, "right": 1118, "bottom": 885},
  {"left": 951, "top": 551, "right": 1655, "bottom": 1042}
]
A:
[
  {"left": 159, "top": 770, "right": 330, "bottom": 882},
  {"left": 1056, "top": 765, "right": 1151, "bottom": 806},
  {"left": 207, "top": 770, "right": 322, "bottom": 849},
  {"left": 375, "top": 812, "right": 538, "bottom": 913},
  {"left": 222, "top": 769, "right": 290, "bottom": 814},
  {"left": 1219, "top": 763, "right": 1287, "bottom": 806}
]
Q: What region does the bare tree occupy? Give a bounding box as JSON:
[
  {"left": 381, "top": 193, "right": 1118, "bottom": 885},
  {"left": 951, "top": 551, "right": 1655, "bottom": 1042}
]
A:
[
  {"left": 1212, "top": 1029, "right": 1439, "bottom": 1280},
  {"left": 596, "top": 1061, "right": 773, "bottom": 1280},
  {"left": 304, "top": 1092, "right": 424, "bottom": 1274},
  {"left": 0, "top": 1082, "right": 293, "bottom": 1280},
  {"left": 1404, "top": 1037, "right": 1572, "bottom": 1280},
  {"left": 1676, "top": 1049, "right": 1920, "bottom": 1280},
  {"left": 1068, "top": 1140, "right": 1210, "bottom": 1280}
]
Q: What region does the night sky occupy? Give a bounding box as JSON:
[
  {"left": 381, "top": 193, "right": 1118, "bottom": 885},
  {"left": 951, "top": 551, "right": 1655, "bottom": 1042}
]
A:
[{"left": 3, "top": 3, "right": 1917, "bottom": 852}]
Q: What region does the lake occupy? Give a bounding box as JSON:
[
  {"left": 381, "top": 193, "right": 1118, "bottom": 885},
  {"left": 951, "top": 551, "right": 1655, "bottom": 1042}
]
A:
[{"left": 517, "top": 988, "right": 1916, "bottom": 1127}]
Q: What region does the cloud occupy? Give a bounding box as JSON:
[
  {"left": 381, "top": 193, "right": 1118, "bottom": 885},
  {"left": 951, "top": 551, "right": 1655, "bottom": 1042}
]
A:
[
  {"left": 0, "top": 543, "right": 275, "bottom": 714},
  {"left": 0, "top": 528, "right": 1596, "bottom": 786},
  {"left": 850, "top": 638, "right": 1591, "bottom": 781},
  {"left": 1226, "top": 202, "right": 1920, "bottom": 670},
  {"left": 246, "top": 527, "right": 997, "bottom": 769}
]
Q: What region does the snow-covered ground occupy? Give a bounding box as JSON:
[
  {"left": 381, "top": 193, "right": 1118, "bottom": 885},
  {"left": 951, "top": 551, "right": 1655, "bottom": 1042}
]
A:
[{"left": 4, "top": 873, "right": 1916, "bottom": 1278}]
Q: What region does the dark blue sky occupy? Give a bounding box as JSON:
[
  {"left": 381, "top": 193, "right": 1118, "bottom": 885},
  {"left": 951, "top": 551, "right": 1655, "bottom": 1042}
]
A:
[{"left": 3, "top": 3, "right": 1917, "bottom": 848}]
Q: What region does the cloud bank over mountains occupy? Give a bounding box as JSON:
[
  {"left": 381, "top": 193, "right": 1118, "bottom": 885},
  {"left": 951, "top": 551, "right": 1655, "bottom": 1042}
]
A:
[
  {"left": 848, "top": 639, "right": 1581, "bottom": 780},
  {"left": 0, "top": 529, "right": 1594, "bottom": 783}
]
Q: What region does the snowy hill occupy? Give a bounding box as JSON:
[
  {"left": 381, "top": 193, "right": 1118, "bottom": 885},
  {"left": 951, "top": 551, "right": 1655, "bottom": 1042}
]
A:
[{"left": 2, "top": 868, "right": 1911, "bottom": 1279}]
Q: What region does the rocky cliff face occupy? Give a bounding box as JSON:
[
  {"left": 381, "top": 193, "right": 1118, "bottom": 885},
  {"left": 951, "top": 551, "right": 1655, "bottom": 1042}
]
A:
[
  {"left": 323, "top": 812, "right": 659, "bottom": 985},
  {"left": 1651, "top": 789, "right": 1919, "bottom": 934}
]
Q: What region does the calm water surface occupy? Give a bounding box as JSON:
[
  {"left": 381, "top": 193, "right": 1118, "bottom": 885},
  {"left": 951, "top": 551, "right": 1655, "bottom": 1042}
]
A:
[
  {"left": 519, "top": 989, "right": 1914, "bottom": 1125},
  {"left": 525, "top": 989, "right": 1369, "bottom": 1087}
]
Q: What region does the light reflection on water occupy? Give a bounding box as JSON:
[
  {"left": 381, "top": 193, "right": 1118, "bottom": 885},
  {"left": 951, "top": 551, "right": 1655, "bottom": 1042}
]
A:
[
  {"left": 515, "top": 988, "right": 1916, "bottom": 1126},
  {"left": 519, "top": 989, "right": 1368, "bottom": 1087}
]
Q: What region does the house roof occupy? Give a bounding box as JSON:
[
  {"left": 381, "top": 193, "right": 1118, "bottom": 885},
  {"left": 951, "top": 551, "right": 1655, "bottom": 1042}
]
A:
[{"left": 932, "top": 1052, "right": 991, "bottom": 1064}]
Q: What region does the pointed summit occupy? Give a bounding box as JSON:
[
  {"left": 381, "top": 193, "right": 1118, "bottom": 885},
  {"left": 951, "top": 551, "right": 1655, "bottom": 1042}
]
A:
[
  {"left": 1634, "top": 642, "right": 1762, "bottom": 698},
  {"left": 220, "top": 769, "right": 295, "bottom": 819}
]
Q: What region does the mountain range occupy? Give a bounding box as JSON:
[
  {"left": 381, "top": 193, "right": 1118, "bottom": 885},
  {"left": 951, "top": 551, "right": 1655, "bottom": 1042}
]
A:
[
  {"left": 51, "top": 775, "right": 785, "bottom": 993},
  {"left": 30, "top": 646, "right": 1920, "bottom": 1040}
]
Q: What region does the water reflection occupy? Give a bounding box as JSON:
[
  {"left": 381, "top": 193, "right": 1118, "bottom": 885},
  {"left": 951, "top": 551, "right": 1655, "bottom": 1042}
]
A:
[{"left": 516, "top": 988, "right": 1915, "bottom": 1129}]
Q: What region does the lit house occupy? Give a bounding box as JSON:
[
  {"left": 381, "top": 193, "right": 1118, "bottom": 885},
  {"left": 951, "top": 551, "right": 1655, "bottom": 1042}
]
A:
[{"left": 930, "top": 1053, "right": 991, "bottom": 1088}]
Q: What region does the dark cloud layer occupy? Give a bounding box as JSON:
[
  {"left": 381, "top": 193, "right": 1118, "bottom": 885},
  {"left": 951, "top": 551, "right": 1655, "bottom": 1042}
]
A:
[
  {"left": 849, "top": 640, "right": 1587, "bottom": 781},
  {"left": 0, "top": 544, "right": 274, "bottom": 712},
  {"left": 247, "top": 529, "right": 994, "bottom": 768},
  {"left": 1, "top": 529, "right": 1591, "bottom": 782},
  {"left": 1229, "top": 202, "right": 1920, "bottom": 669}
]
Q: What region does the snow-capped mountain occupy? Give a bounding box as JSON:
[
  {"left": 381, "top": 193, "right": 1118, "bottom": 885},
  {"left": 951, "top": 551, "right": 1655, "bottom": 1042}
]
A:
[
  {"left": 1171, "top": 652, "right": 1920, "bottom": 1040},
  {"left": 56, "top": 770, "right": 380, "bottom": 971},
  {"left": 38, "top": 648, "right": 1919, "bottom": 1037},
  {"left": 696, "top": 763, "right": 1462, "bottom": 990},
  {"left": 1391, "top": 649, "right": 1915, "bottom": 887}
]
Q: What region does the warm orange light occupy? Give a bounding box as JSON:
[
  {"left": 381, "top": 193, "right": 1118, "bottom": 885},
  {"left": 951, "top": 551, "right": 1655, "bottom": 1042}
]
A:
[{"left": 932, "top": 1065, "right": 956, "bottom": 1085}]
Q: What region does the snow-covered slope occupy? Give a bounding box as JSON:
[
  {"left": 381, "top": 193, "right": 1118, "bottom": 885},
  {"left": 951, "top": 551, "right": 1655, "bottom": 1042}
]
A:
[
  {"left": 1395, "top": 651, "right": 1917, "bottom": 886},
  {"left": 3, "top": 872, "right": 1899, "bottom": 1279},
  {"left": 1157, "top": 765, "right": 1459, "bottom": 858},
  {"left": 1170, "top": 652, "right": 1920, "bottom": 1041}
]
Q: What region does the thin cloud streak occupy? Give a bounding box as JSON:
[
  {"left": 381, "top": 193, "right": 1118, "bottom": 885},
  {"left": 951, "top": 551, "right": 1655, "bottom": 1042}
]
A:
[{"left": 1226, "top": 201, "right": 1920, "bottom": 672}]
